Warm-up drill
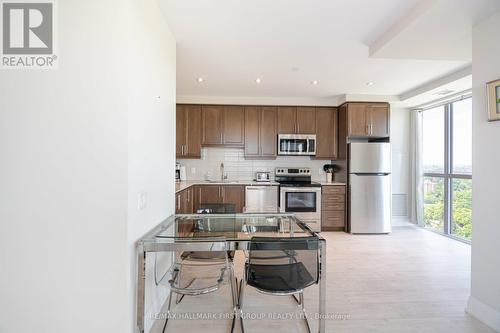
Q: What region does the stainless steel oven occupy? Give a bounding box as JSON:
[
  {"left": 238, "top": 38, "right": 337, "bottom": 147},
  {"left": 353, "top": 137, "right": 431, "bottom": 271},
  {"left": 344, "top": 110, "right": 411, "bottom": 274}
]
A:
[
  {"left": 276, "top": 167, "right": 321, "bottom": 231},
  {"left": 280, "top": 186, "right": 321, "bottom": 222},
  {"left": 277, "top": 134, "right": 316, "bottom": 156}
]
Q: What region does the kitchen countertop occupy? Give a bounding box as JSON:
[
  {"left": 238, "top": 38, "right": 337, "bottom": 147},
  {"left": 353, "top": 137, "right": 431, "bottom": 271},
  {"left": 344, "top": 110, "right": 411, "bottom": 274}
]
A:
[
  {"left": 175, "top": 180, "right": 280, "bottom": 193},
  {"left": 317, "top": 182, "right": 346, "bottom": 186},
  {"left": 176, "top": 180, "right": 346, "bottom": 193}
]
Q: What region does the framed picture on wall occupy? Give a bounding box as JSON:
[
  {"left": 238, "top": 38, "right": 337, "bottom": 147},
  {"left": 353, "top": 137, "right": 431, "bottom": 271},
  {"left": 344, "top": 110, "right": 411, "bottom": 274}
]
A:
[{"left": 487, "top": 79, "right": 500, "bottom": 121}]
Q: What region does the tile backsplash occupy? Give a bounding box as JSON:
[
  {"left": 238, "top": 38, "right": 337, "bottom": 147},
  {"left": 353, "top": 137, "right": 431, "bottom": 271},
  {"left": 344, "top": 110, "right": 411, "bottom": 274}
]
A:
[{"left": 178, "top": 147, "right": 332, "bottom": 181}]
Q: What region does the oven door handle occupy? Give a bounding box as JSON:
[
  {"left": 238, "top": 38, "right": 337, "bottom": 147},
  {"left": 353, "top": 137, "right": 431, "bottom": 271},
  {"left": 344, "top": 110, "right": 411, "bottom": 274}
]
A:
[{"left": 280, "top": 188, "right": 321, "bottom": 192}]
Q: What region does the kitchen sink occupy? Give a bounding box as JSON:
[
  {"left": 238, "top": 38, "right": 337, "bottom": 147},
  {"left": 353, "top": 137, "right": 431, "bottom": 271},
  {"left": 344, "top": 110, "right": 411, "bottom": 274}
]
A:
[{"left": 203, "top": 180, "right": 240, "bottom": 184}]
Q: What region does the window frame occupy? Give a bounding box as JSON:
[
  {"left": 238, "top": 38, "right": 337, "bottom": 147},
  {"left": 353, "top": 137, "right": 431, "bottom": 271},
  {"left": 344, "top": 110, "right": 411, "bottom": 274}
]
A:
[{"left": 422, "top": 97, "right": 472, "bottom": 242}]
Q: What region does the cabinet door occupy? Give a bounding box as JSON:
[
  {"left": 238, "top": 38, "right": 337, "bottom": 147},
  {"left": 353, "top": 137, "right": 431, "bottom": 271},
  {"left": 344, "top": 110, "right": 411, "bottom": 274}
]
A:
[
  {"left": 221, "top": 186, "right": 245, "bottom": 213},
  {"left": 277, "top": 106, "right": 296, "bottom": 134},
  {"left": 296, "top": 107, "right": 316, "bottom": 134},
  {"left": 347, "top": 104, "right": 369, "bottom": 137},
  {"left": 315, "top": 107, "right": 337, "bottom": 159},
  {"left": 175, "top": 193, "right": 182, "bottom": 214},
  {"left": 244, "top": 106, "right": 260, "bottom": 157},
  {"left": 185, "top": 105, "right": 202, "bottom": 158},
  {"left": 180, "top": 188, "right": 194, "bottom": 214},
  {"left": 176, "top": 105, "right": 186, "bottom": 157},
  {"left": 196, "top": 185, "right": 221, "bottom": 210},
  {"left": 369, "top": 104, "right": 390, "bottom": 137},
  {"left": 202, "top": 105, "right": 223, "bottom": 144},
  {"left": 260, "top": 107, "right": 277, "bottom": 157},
  {"left": 322, "top": 211, "right": 345, "bottom": 228},
  {"left": 223, "top": 106, "right": 244, "bottom": 146}
]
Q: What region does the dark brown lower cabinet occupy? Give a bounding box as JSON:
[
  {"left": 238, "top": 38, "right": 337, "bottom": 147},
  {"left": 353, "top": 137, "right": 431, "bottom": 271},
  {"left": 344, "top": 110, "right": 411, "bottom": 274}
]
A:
[
  {"left": 221, "top": 186, "right": 245, "bottom": 213},
  {"left": 193, "top": 185, "right": 245, "bottom": 213},
  {"left": 175, "top": 187, "right": 194, "bottom": 214},
  {"left": 321, "top": 185, "right": 346, "bottom": 231}
]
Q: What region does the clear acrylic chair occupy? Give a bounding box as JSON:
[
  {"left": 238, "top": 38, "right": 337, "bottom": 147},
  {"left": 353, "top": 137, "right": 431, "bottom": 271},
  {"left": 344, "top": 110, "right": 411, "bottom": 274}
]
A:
[
  {"left": 238, "top": 236, "right": 319, "bottom": 333},
  {"left": 158, "top": 238, "right": 238, "bottom": 333}
]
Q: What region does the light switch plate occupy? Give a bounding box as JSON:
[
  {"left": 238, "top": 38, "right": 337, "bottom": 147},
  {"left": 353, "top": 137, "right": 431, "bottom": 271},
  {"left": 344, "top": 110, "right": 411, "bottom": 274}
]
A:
[
  {"left": 138, "top": 192, "right": 147, "bottom": 210},
  {"left": 191, "top": 167, "right": 196, "bottom": 174}
]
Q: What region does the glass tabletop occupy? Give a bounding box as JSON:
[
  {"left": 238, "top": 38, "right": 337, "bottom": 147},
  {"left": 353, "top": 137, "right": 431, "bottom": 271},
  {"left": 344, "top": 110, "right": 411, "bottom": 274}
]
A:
[{"left": 150, "top": 214, "right": 316, "bottom": 242}]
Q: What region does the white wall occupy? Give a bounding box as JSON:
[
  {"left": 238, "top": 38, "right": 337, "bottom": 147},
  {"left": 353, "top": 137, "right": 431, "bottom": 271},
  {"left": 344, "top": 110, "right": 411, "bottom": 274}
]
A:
[
  {"left": 390, "top": 107, "right": 411, "bottom": 224},
  {"left": 467, "top": 10, "right": 500, "bottom": 332},
  {"left": 0, "top": 1, "right": 129, "bottom": 332},
  {"left": 0, "top": 1, "right": 176, "bottom": 332},
  {"left": 127, "top": 0, "right": 176, "bottom": 332}
]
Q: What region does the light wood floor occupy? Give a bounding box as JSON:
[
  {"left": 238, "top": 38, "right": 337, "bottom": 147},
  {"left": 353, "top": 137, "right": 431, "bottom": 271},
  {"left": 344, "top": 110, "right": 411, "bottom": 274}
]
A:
[{"left": 151, "top": 226, "right": 495, "bottom": 333}]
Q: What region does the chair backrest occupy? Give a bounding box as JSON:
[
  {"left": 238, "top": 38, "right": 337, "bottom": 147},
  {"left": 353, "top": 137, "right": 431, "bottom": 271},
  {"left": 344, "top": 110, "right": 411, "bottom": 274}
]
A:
[{"left": 247, "top": 236, "right": 319, "bottom": 288}]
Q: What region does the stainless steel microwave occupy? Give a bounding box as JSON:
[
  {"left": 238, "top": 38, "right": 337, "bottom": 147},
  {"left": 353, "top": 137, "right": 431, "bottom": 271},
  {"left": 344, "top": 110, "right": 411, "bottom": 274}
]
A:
[{"left": 277, "top": 134, "right": 316, "bottom": 156}]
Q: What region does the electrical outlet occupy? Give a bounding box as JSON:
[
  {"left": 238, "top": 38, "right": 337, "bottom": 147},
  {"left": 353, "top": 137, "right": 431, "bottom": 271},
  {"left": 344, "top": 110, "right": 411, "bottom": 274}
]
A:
[
  {"left": 318, "top": 167, "right": 323, "bottom": 175},
  {"left": 191, "top": 167, "right": 196, "bottom": 174},
  {"left": 137, "top": 192, "right": 147, "bottom": 210}
]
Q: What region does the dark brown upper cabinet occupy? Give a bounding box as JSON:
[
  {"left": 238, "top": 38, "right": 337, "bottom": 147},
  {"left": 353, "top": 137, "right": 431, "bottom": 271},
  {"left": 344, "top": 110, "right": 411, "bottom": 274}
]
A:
[
  {"left": 345, "top": 102, "right": 389, "bottom": 138},
  {"left": 314, "top": 107, "right": 338, "bottom": 159},
  {"left": 223, "top": 106, "right": 245, "bottom": 145},
  {"left": 244, "top": 106, "right": 277, "bottom": 159},
  {"left": 202, "top": 105, "right": 224, "bottom": 145},
  {"left": 369, "top": 104, "right": 390, "bottom": 137},
  {"left": 277, "top": 106, "right": 296, "bottom": 134},
  {"left": 296, "top": 107, "right": 316, "bottom": 134},
  {"left": 277, "top": 106, "right": 316, "bottom": 134},
  {"left": 176, "top": 104, "right": 202, "bottom": 158},
  {"left": 202, "top": 105, "right": 244, "bottom": 146}
]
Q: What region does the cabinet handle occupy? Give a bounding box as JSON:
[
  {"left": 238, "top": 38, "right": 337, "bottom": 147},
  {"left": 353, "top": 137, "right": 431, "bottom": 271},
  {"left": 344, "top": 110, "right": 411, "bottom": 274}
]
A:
[
  {"left": 184, "top": 144, "right": 188, "bottom": 155},
  {"left": 220, "top": 133, "right": 223, "bottom": 143},
  {"left": 366, "top": 125, "right": 369, "bottom": 135},
  {"left": 181, "top": 145, "right": 184, "bottom": 155}
]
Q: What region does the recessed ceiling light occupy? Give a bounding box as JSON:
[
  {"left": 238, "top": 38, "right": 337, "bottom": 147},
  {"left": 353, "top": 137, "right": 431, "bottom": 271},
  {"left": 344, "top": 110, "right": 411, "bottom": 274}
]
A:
[
  {"left": 366, "top": 81, "right": 374, "bottom": 86},
  {"left": 255, "top": 78, "right": 262, "bottom": 84},
  {"left": 311, "top": 80, "right": 318, "bottom": 85},
  {"left": 197, "top": 77, "right": 204, "bottom": 83}
]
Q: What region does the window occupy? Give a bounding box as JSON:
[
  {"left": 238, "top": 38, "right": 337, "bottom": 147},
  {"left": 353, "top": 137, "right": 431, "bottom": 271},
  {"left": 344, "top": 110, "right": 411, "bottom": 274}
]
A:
[{"left": 421, "top": 97, "right": 472, "bottom": 241}]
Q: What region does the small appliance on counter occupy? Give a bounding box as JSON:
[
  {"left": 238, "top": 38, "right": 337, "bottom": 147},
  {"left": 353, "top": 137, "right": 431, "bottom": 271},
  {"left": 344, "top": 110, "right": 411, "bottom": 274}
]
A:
[
  {"left": 175, "top": 162, "right": 181, "bottom": 181},
  {"left": 175, "top": 162, "right": 187, "bottom": 181},
  {"left": 254, "top": 171, "right": 271, "bottom": 183}
]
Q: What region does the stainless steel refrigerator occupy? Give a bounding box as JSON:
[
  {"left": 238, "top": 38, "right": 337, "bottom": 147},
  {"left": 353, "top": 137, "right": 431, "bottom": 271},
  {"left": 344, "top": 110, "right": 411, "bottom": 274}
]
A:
[{"left": 349, "top": 142, "right": 391, "bottom": 234}]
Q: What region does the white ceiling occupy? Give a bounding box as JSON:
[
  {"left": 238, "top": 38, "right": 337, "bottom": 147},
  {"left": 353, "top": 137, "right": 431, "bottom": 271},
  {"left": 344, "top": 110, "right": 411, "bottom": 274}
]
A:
[{"left": 159, "top": 0, "right": 500, "bottom": 102}]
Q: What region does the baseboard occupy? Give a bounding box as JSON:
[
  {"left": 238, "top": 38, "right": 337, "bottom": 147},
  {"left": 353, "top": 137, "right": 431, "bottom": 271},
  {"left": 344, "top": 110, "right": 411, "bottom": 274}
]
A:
[
  {"left": 466, "top": 296, "right": 500, "bottom": 332},
  {"left": 391, "top": 217, "right": 413, "bottom": 226}
]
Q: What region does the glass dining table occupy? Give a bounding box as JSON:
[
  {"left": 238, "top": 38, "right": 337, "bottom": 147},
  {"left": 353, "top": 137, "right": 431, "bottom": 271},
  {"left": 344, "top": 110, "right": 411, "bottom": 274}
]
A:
[{"left": 136, "top": 213, "right": 326, "bottom": 333}]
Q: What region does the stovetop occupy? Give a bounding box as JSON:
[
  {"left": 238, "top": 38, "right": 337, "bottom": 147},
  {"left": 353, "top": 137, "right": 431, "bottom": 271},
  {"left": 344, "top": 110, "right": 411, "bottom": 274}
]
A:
[{"left": 277, "top": 181, "right": 321, "bottom": 188}]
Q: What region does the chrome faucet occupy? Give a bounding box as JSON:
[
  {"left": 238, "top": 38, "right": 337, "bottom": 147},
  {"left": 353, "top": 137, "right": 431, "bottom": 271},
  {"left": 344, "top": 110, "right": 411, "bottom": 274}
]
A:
[{"left": 220, "top": 162, "right": 227, "bottom": 181}]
